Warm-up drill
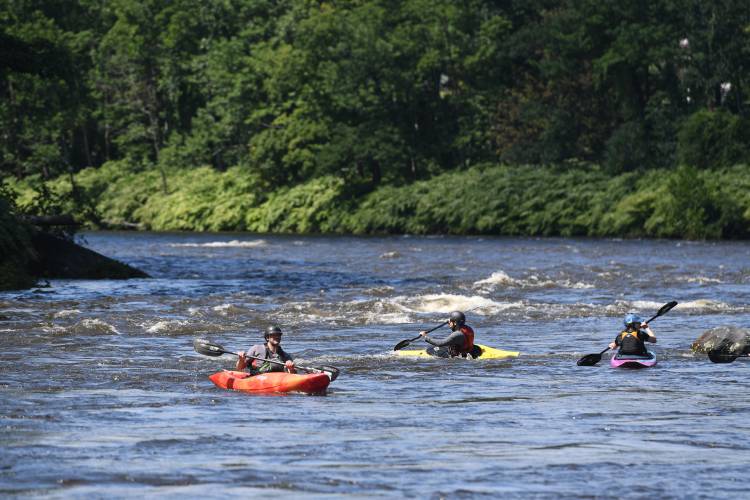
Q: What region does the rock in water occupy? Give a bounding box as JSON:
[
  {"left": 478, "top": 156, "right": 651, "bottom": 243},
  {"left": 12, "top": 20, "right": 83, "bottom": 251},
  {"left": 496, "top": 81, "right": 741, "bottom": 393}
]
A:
[
  {"left": 692, "top": 326, "right": 750, "bottom": 354},
  {"left": 28, "top": 232, "right": 149, "bottom": 280}
]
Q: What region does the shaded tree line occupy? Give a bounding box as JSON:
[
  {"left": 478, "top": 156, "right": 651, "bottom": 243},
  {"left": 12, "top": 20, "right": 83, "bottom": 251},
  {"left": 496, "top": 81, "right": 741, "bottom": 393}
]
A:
[{"left": 2, "top": 0, "right": 749, "bottom": 200}]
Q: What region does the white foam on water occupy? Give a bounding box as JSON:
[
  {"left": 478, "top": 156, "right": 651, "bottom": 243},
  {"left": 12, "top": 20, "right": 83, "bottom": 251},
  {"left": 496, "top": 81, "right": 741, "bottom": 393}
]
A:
[
  {"left": 473, "top": 271, "right": 519, "bottom": 287},
  {"left": 684, "top": 276, "right": 722, "bottom": 284},
  {"left": 379, "top": 251, "right": 401, "bottom": 259},
  {"left": 212, "top": 303, "right": 245, "bottom": 315},
  {"left": 54, "top": 309, "right": 81, "bottom": 318},
  {"left": 145, "top": 320, "right": 191, "bottom": 334},
  {"left": 405, "top": 294, "right": 519, "bottom": 314},
  {"left": 606, "top": 299, "right": 737, "bottom": 315},
  {"left": 70, "top": 318, "right": 119, "bottom": 335},
  {"left": 567, "top": 281, "right": 595, "bottom": 289},
  {"left": 473, "top": 270, "right": 594, "bottom": 289},
  {"left": 671, "top": 299, "right": 732, "bottom": 311},
  {"left": 362, "top": 310, "right": 412, "bottom": 325},
  {"left": 168, "top": 239, "right": 267, "bottom": 248},
  {"left": 624, "top": 299, "right": 670, "bottom": 311}
]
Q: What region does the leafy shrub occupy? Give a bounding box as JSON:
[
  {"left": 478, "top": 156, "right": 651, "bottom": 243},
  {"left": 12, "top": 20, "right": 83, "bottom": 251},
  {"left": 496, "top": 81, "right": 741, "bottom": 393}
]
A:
[
  {"left": 677, "top": 110, "right": 750, "bottom": 169},
  {"left": 245, "top": 176, "right": 348, "bottom": 233}
]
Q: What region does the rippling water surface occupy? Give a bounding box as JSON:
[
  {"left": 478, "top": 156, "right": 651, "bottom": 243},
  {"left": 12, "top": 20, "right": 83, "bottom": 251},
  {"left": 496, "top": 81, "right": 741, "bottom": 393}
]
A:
[{"left": 2, "top": 232, "right": 749, "bottom": 498}]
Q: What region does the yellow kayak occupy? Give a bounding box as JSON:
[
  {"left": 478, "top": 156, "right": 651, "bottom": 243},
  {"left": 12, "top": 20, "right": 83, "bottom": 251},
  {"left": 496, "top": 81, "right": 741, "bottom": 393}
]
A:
[{"left": 394, "top": 344, "right": 519, "bottom": 359}]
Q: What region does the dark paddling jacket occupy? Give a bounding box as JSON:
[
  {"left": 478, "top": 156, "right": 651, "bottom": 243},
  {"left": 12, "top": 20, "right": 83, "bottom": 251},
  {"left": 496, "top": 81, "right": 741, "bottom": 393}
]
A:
[
  {"left": 245, "top": 344, "right": 294, "bottom": 373},
  {"left": 614, "top": 329, "right": 650, "bottom": 355},
  {"left": 424, "top": 325, "right": 475, "bottom": 357}
]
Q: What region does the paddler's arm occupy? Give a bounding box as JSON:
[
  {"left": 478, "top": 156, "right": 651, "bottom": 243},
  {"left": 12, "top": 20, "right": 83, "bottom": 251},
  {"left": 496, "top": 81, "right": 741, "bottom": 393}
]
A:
[
  {"left": 608, "top": 334, "right": 621, "bottom": 350},
  {"left": 420, "top": 330, "right": 464, "bottom": 348},
  {"left": 641, "top": 324, "right": 656, "bottom": 343}
]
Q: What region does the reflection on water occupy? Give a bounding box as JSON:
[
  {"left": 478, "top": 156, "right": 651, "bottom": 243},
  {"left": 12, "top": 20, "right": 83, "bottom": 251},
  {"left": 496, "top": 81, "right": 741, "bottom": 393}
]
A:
[{"left": 1, "top": 232, "right": 749, "bottom": 497}]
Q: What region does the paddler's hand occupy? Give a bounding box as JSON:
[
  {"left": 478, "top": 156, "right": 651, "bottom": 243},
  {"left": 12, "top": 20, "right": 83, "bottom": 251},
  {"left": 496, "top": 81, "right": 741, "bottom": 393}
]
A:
[
  {"left": 235, "top": 352, "right": 247, "bottom": 370},
  {"left": 419, "top": 330, "right": 428, "bottom": 337},
  {"left": 608, "top": 342, "right": 616, "bottom": 349},
  {"left": 285, "top": 360, "right": 296, "bottom": 373}
]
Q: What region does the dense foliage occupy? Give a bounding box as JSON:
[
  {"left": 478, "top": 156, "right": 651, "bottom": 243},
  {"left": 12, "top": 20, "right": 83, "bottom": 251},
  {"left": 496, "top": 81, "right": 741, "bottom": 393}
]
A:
[
  {"left": 2, "top": 0, "right": 750, "bottom": 240},
  {"left": 10, "top": 163, "right": 750, "bottom": 239}
]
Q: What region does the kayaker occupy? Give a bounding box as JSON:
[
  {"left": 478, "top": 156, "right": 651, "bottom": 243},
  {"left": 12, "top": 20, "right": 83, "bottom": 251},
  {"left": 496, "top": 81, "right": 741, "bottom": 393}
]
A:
[
  {"left": 608, "top": 313, "right": 656, "bottom": 355},
  {"left": 236, "top": 325, "right": 296, "bottom": 373},
  {"left": 419, "top": 310, "right": 478, "bottom": 358}
]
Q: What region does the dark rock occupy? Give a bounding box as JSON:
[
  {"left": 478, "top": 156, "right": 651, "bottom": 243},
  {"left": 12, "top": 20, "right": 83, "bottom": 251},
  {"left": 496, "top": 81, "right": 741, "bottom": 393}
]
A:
[
  {"left": 28, "top": 232, "right": 150, "bottom": 279},
  {"left": 692, "top": 326, "right": 750, "bottom": 354}
]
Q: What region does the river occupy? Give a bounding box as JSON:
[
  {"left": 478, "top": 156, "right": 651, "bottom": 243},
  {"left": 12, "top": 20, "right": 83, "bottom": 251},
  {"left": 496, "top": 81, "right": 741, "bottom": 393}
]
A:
[{"left": 2, "top": 232, "right": 749, "bottom": 498}]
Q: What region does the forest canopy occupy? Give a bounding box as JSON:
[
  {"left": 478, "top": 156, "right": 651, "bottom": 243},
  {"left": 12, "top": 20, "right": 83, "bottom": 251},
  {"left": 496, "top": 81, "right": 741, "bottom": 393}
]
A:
[{"left": 1, "top": 0, "right": 749, "bottom": 238}]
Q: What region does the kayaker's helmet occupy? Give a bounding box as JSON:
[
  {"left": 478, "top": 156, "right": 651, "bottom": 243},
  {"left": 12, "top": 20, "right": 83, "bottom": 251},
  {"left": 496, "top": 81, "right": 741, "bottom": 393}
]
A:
[
  {"left": 623, "top": 313, "right": 642, "bottom": 328},
  {"left": 449, "top": 311, "right": 466, "bottom": 327},
  {"left": 264, "top": 325, "right": 283, "bottom": 339}
]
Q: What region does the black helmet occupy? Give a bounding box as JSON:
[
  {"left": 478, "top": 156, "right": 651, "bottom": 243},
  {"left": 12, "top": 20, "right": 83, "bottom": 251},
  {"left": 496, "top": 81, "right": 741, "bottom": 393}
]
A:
[
  {"left": 264, "top": 325, "right": 283, "bottom": 339},
  {"left": 449, "top": 311, "right": 466, "bottom": 326}
]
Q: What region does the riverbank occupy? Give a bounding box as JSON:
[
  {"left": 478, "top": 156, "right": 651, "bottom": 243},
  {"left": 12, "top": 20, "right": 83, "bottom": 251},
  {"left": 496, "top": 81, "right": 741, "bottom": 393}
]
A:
[
  {"left": 10, "top": 162, "right": 750, "bottom": 239},
  {"left": 0, "top": 196, "right": 36, "bottom": 289},
  {"left": 0, "top": 197, "right": 149, "bottom": 290}
]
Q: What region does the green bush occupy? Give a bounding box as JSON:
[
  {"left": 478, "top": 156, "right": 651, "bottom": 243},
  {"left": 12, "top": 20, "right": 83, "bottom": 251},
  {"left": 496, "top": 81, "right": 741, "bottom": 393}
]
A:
[
  {"left": 245, "top": 176, "right": 348, "bottom": 233},
  {"left": 677, "top": 110, "right": 750, "bottom": 169},
  {"left": 7, "top": 161, "right": 750, "bottom": 239},
  {"left": 136, "top": 166, "right": 265, "bottom": 231}
]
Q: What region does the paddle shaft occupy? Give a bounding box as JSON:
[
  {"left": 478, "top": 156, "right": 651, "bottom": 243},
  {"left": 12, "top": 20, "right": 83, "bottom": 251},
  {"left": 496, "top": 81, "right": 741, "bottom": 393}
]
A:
[
  {"left": 404, "top": 321, "right": 448, "bottom": 344},
  {"left": 643, "top": 311, "right": 664, "bottom": 325},
  {"left": 394, "top": 306, "right": 485, "bottom": 350},
  {"left": 206, "top": 344, "right": 321, "bottom": 374}
]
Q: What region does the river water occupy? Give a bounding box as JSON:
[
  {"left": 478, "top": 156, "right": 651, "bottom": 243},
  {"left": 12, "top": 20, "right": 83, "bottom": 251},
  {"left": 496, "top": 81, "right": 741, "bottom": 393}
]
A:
[{"left": 1, "top": 232, "right": 749, "bottom": 498}]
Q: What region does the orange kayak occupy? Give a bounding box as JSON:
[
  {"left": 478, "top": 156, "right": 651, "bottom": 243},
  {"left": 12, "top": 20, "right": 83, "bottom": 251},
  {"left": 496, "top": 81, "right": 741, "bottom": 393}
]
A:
[{"left": 208, "top": 370, "right": 330, "bottom": 394}]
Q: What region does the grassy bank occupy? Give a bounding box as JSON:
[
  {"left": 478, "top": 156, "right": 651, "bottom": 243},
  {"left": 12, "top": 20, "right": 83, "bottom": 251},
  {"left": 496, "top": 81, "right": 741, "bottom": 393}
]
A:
[{"left": 9, "top": 163, "right": 750, "bottom": 239}]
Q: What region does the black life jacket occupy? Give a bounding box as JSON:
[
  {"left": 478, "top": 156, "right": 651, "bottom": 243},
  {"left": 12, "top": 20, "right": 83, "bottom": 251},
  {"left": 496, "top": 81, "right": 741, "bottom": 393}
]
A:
[{"left": 618, "top": 330, "right": 647, "bottom": 355}]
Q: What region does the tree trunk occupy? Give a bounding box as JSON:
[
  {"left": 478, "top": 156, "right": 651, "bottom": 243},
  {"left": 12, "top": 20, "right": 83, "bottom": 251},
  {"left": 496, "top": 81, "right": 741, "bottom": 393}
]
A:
[
  {"left": 370, "top": 159, "right": 381, "bottom": 185},
  {"left": 81, "top": 124, "right": 93, "bottom": 166}
]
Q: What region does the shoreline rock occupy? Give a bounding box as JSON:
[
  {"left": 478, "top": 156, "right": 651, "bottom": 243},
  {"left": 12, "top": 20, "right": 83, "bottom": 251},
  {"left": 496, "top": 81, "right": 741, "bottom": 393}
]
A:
[{"left": 27, "top": 231, "right": 149, "bottom": 280}]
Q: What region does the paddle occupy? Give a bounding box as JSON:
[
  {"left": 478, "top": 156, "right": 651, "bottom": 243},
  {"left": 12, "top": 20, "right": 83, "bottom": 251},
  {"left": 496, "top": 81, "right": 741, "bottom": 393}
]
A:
[
  {"left": 576, "top": 300, "right": 678, "bottom": 366},
  {"left": 193, "top": 338, "right": 340, "bottom": 381},
  {"left": 393, "top": 306, "right": 483, "bottom": 351},
  {"left": 393, "top": 321, "right": 447, "bottom": 351}
]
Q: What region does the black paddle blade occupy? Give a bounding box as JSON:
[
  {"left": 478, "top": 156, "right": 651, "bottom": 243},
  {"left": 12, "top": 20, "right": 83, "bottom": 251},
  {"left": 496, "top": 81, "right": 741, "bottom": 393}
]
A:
[
  {"left": 394, "top": 334, "right": 422, "bottom": 351},
  {"left": 656, "top": 301, "right": 678, "bottom": 317},
  {"left": 577, "top": 353, "right": 602, "bottom": 366},
  {"left": 193, "top": 338, "right": 229, "bottom": 357},
  {"left": 393, "top": 339, "right": 412, "bottom": 351}
]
